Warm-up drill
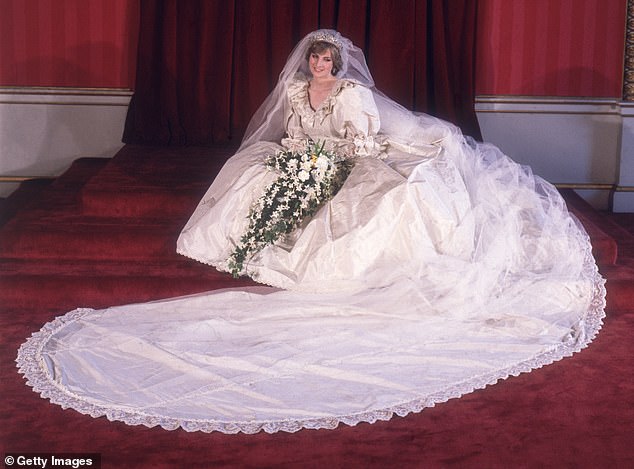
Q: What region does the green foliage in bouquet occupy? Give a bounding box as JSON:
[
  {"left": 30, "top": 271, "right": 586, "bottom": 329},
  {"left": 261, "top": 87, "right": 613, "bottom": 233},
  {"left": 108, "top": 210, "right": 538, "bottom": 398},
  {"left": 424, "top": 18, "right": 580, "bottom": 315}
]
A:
[{"left": 228, "top": 140, "right": 354, "bottom": 277}]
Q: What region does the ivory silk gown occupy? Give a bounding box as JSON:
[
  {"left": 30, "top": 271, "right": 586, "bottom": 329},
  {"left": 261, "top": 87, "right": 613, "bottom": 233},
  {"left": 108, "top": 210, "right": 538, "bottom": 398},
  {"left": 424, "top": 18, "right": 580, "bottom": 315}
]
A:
[{"left": 17, "top": 77, "right": 605, "bottom": 433}]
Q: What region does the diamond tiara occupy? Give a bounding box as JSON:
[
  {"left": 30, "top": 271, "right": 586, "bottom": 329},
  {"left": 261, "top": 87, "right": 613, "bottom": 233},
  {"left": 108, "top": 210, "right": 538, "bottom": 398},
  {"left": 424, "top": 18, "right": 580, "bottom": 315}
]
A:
[{"left": 310, "top": 31, "right": 343, "bottom": 50}]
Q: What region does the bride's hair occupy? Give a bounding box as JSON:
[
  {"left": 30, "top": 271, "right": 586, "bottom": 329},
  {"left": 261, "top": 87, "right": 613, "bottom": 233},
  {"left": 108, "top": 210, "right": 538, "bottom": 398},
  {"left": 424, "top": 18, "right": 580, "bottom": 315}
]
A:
[{"left": 305, "top": 40, "right": 343, "bottom": 76}]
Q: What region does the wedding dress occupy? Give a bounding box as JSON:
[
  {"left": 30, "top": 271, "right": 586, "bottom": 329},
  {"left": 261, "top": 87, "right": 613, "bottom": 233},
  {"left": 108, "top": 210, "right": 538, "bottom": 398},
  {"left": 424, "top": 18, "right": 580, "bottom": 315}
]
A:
[{"left": 17, "top": 30, "right": 605, "bottom": 434}]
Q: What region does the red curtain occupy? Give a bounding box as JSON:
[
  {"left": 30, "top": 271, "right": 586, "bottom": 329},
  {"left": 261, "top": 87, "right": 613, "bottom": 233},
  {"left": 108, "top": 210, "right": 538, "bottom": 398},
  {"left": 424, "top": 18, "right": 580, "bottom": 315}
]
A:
[{"left": 123, "top": 0, "right": 481, "bottom": 146}]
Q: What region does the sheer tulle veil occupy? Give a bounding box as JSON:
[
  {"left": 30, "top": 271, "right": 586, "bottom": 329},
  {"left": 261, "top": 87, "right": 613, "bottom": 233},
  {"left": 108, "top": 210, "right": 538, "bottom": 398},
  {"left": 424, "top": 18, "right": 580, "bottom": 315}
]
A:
[{"left": 239, "top": 29, "right": 453, "bottom": 153}]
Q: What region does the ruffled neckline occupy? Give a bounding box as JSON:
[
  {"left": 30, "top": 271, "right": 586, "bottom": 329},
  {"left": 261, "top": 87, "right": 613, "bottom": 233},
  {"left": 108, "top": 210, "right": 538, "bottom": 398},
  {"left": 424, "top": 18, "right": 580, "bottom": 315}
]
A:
[{"left": 287, "top": 76, "right": 354, "bottom": 126}]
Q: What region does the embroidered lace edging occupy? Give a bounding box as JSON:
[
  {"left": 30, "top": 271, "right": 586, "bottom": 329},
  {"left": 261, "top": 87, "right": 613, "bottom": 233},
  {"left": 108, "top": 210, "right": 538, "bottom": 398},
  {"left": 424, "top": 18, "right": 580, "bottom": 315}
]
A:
[
  {"left": 16, "top": 247, "right": 606, "bottom": 434},
  {"left": 176, "top": 246, "right": 289, "bottom": 289}
]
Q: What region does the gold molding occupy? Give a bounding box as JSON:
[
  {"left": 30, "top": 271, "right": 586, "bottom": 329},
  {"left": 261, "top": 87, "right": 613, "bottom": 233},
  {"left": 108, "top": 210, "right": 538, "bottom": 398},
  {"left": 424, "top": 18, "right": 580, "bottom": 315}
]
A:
[
  {"left": 554, "top": 183, "right": 634, "bottom": 193},
  {"left": 0, "top": 87, "right": 133, "bottom": 106},
  {"left": 0, "top": 101, "right": 130, "bottom": 107},
  {"left": 554, "top": 183, "right": 615, "bottom": 190},
  {"left": 474, "top": 109, "right": 618, "bottom": 116},
  {"left": 474, "top": 96, "right": 619, "bottom": 115},
  {"left": 624, "top": 0, "right": 634, "bottom": 101},
  {"left": 0, "top": 176, "right": 55, "bottom": 183},
  {"left": 475, "top": 96, "right": 617, "bottom": 105},
  {"left": 0, "top": 86, "right": 133, "bottom": 96}
]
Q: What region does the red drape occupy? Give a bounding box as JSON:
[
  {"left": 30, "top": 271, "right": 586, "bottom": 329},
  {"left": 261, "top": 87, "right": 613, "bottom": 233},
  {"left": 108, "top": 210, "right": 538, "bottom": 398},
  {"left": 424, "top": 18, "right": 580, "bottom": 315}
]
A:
[{"left": 123, "top": 0, "right": 481, "bottom": 146}]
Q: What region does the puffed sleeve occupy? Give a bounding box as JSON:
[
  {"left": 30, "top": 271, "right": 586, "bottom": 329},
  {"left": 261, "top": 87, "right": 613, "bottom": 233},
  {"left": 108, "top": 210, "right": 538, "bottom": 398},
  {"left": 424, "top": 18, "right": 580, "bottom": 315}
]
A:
[{"left": 332, "top": 83, "right": 386, "bottom": 158}]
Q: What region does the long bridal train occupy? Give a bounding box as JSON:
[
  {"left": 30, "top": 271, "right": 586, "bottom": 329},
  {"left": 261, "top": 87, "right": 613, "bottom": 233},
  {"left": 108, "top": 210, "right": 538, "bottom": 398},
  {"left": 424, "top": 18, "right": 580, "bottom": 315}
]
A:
[
  {"left": 16, "top": 29, "right": 606, "bottom": 433},
  {"left": 16, "top": 132, "right": 606, "bottom": 434},
  {"left": 17, "top": 275, "right": 604, "bottom": 434}
]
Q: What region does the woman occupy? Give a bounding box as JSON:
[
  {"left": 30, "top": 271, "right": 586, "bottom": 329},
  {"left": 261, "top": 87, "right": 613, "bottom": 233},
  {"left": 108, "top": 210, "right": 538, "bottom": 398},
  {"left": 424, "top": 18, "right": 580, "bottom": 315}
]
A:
[
  {"left": 18, "top": 30, "right": 605, "bottom": 434},
  {"left": 176, "top": 31, "right": 470, "bottom": 291}
]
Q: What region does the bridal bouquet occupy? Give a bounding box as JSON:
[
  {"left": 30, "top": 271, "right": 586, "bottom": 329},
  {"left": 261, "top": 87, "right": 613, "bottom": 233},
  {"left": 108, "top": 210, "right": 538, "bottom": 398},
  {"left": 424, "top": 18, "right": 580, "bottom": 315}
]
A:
[{"left": 228, "top": 140, "right": 354, "bottom": 277}]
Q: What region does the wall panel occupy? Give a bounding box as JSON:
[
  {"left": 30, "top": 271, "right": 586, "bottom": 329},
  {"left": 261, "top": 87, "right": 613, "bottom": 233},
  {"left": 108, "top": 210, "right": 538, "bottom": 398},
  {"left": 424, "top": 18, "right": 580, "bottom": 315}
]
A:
[
  {"left": 0, "top": 88, "right": 132, "bottom": 196},
  {"left": 0, "top": 0, "right": 627, "bottom": 96},
  {"left": 0, "top": 0, "right": 139, "bottom": 89},
  {"left": 475, "top": 96, "right": 622, "bottom": 209},
  {"left": 476, "top": 0, "right": 627, "bottom": 97}
]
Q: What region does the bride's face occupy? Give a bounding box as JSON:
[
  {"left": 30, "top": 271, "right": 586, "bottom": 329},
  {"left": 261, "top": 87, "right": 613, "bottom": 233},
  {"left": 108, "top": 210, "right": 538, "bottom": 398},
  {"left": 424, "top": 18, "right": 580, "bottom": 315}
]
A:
[{"left": 309, "top": 49, "right": 334, "bottom": 79}]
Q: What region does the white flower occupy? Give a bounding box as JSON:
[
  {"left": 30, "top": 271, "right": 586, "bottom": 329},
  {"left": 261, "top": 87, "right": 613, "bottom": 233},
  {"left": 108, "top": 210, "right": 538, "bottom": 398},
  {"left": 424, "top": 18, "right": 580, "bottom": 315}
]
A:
[
  {"left": 298, "top": 170, "right": 310, "bottom": 182},
  {"left": 311, "top": 169, "right": 324, "bottom": 183},
  {"left": 316, "top": 155, "right": 329, "bottom": 170}
]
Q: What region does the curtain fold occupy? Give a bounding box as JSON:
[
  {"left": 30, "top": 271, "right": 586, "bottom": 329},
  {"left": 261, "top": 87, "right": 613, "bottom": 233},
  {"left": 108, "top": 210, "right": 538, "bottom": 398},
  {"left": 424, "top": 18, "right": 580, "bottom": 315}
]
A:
[{"left": 123, "top": 0, "right": 481, "bottom": 146}]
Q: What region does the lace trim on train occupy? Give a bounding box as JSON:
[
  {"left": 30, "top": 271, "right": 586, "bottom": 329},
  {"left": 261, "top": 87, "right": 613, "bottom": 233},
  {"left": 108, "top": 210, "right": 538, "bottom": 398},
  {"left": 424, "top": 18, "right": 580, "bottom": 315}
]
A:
[{"left": 16, "top": 244, "right": 606, "bottom": 434}]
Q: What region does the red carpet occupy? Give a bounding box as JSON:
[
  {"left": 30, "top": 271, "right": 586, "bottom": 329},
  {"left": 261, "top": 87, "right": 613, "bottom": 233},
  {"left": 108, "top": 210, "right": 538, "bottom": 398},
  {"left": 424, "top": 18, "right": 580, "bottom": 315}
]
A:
[{"left": 1, "top": 144, "right": 633, "bottom": 468}]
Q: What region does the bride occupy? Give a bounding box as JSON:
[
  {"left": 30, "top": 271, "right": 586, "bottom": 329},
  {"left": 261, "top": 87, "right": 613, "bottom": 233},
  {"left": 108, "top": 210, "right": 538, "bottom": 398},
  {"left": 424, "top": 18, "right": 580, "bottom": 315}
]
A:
[{"left": 18, "top": 30, "right": 605, "bottom": 434}]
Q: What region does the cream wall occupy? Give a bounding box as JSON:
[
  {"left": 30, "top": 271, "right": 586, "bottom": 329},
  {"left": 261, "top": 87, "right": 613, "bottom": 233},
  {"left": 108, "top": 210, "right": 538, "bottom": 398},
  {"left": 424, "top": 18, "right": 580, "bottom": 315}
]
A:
[
  {"left": 1, "top": 89, "right": 631, "bottom": 211},
  {"left": 0, "top": 88, "right": 132, "bottom": 197},
  {"left": 476, "top": 96, "right": 627, "bottom": 211}
]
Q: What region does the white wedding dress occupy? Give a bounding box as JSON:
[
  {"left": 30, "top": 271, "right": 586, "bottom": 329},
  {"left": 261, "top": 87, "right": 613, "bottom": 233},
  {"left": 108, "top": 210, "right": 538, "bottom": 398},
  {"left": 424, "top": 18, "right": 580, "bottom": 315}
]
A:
[
  {"left": 18, "top": 31, "right": 605, "bottom": 434},
  {"left": 177, "top": 77, "right": 475, "bottom": 290}
]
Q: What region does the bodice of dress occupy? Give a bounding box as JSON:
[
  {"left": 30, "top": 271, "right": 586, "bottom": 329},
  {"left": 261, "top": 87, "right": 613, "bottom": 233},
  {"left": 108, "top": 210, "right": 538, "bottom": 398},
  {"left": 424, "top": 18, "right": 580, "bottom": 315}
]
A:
[{"left": 282, "top": 77, "right": 387, "bottom": 159}]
